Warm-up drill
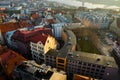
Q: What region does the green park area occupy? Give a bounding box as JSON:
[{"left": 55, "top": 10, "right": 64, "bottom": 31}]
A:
[{"left": 77, "top": 36, "right": 100, "bottom": 54}]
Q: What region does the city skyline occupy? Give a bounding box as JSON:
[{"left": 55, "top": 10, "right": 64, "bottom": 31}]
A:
[{"left": 48, "top": 0, "right": 120, "bottom": 9}]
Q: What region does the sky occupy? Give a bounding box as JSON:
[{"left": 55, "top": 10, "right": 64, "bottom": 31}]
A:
[{"left": 48, "top": 0, "right": 120, "bottom": 9}]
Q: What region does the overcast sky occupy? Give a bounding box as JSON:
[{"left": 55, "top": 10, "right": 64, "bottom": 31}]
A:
[{"left": 48, "top": 0, "right": 120, "bottom": 9}]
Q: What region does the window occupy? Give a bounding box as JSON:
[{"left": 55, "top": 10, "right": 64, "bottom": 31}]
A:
[
  {"left": 38, "top": 46, "right": 41, "bottom": 49},
  {"left": 88, "top": 64, "right": 91, "bottom": 67},
  {"left": 58, "top": 59, "right": 64, "bottom": 63},
  {"left": 58, "top": 64, "right": 64, "bottom": 67},
  {"left": 48, "top": 47, "right": 51, "bottom": 49},
  {"left": 97, "top": 65, "right": 101, "bottom": 68},
  {"left": 34, "top": 55, "right": 36, "bottom": 58},
  {"left": 47, "top": 40, "right": 49, "bottom": 43}
]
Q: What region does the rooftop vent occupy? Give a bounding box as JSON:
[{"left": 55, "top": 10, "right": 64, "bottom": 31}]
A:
[
  {"left": 76, "top": 54, "right": 79, "bottom": 57},
  {"left": 96, "top": 58, "right": 100, "bottom": 61},
  {"left": 106, "top": 62, "right": 110, "bottom": 65},
  {"left": 68, "top": 52, "right": 73, "bottom": 55}
]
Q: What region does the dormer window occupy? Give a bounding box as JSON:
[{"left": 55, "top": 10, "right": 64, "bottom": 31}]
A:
[{"left": 47, "top": 40, "right": 49, "bottom": 43}]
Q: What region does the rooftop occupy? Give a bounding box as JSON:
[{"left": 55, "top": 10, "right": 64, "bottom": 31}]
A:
[
  {"left": 58, "top": 29, "right": 76, "bottom": 58},
  {"left": 16, "top": 27, "right": 51, "bottom": 35},
  {"left": 67, "top": 51, "right": 118, "bottom": 68},
  {"left": 0, "top": 49, "right": 26, "bottom": 75},
  {"left": 12, "top": 27, "right": 52, "bottom": 42},
  {"left": 30, "top": 34, "right": 48, "bottom": 45},
  {"left": 0, "top": 22, "right": 20, "bottom": 34},
  {"left": 19, "top": 19, "right": 34, "bottom": 28},
  {"left": 31, "top": 13, "right": 39, "bottom": 20},
  {"left": 46, "top": 49, "right": 59, "bottom": 57},
  {"left": 14, "top": 61, "right": 66, "bottom": 80},
  {"left": 50, "top": 72, "right": 66, "bottom": 80}
]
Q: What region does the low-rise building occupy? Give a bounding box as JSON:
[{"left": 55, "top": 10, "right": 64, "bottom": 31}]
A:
[
  {"left": 0, "top": 49, "right": 26, "bottom": 77},
  {"left": 12, "top": 60, "right": 66, "bottom": 80},
  {"left": 45, "top": 29, "right": 119, "bottom": 80},
  {"left": 30, "top": 34, "right": 57, "bottom": 64}
]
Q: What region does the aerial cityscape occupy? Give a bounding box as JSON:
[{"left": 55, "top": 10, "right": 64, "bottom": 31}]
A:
[{"left": 0, "top": 0, "right": 120, "bottom": 80}]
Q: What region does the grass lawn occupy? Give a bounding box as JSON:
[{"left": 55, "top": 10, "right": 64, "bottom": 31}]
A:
[{"left": 77, "top": 37, "right": 100, "bottom": 54}]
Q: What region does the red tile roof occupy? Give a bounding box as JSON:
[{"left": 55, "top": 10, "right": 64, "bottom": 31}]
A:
[
  {"left": 0, "top": 20, "right": 34, "bottom": 35},
  {"left": 0, "top": 13, "right": 6, "bottom": 17},
  {"left": 30, "top": 34, "right": 48, "bottom": 45},
  {"left": 0, "top": 22, "right": 20, "bottom": 34},
  {"left": 0, "top": 49, "right": 26, "bottom": 76},
  {"left": 12, "top": 27, "right": 52, "bottom": 42},
  {"left": 19, "top": 19, "right": 34, "bottom": 28}
]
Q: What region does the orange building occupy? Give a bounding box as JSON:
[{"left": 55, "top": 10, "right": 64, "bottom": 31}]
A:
[{"left": 0, "top": 49, "right": 26, "bottom": 77}]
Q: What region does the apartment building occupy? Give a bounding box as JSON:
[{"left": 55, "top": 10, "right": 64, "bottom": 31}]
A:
[
  {"left": 30, "top": 34, "right": 57, "bottom": 64},
  {"left": 11, "top": 27, "right": 52, "bottom": 59},
  {"left": 45, "top": 29, "right": 118, "bottom": 80},
  {"left": 75, "top": 12, "right": 110, "bottom": 29}
]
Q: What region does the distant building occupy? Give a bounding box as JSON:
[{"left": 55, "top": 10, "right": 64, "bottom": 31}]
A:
[
  {"left": 46, "top": 14, "right": 54, "bottom": 24},
  {"left": 110, "top": 17, "right": 120, "bottom": 36},
  {"left": 12, "top": 60, "right": 66, "bottom": 80},
  {"left": 21, "top": 9, "right": 30, "bottom": 14},
  {"left": 75, "top": 12, "right": 110, "bottom": 29},
  {"left": 55, "top": 14, "right": 70, "bottom": 23},
  {"left": 30, "top": 34, "right": 57, "bottom": 64},
  {"left": 52, "top": 23, "right": 63, "bottom": 40},
  {"left": 0, "top": 1, "right": 11, "bottom": 9}
]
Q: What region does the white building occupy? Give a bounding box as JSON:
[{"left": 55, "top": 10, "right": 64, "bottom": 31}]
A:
[{"left": 30, "top": 34, "right": 57, "bottom": 64}]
